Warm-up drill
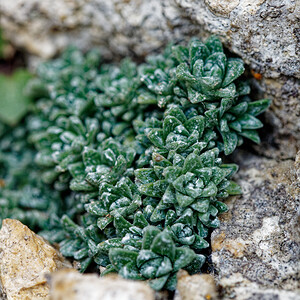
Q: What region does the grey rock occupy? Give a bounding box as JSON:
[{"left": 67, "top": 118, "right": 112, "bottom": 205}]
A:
[
  {"left": 176, "top": 0, "right": 300, "bottom": 79},
  {"left": 211, "top": 150, "right": 300, "bottom": 300},
  {"left": 1, "top": 0, "right": 298, "bottom": 79},
  {"left": 0, "top": 0, "right": 199, "bottom": 60}
]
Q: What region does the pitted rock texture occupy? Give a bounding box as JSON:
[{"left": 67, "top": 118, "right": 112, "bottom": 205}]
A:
[
  {"left": 1, "top": 0, "right": 299, "bottom": 157},
  {"left": 0, "top": 219, "right": 71, "bottom": 300},
  {"left": 49, "top": 269, "right": 155, "bottom": 300},
  {"left": 211, "top": 150, "right": 300, "bottom": 300}
]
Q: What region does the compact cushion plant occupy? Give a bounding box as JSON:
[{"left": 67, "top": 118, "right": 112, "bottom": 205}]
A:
[{"left": 0, "top": 36, "right": 270, "bottom": 291}]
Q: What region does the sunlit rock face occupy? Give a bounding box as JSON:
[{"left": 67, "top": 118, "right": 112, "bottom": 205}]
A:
[{"left": 0, "top": 219, "right": 72, "bottom": 300}]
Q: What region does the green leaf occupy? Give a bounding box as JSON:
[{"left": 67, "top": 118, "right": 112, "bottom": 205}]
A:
[
  {"left": 139, "top": 257, "right": 162, "bottom": 278},
  {"left": 220, "top": 131, "right": 238, "bottom": 155},
  {"left": 214, "top": 201, "right": 228, "bottom": 213},
  {"left": 239, "top": 129, "right": 261, "bottom": 144},
  {"left": 147, "top": 129, "right": 165, "bottom": 148},
  {"left": 187, "top": 87, "right": 207, "bottom": 103},
  {"left": 176, "top": 63, "right": 195, "bottom": 83},
  {"left": 142, "top": 226, "right": 161, "bottom": 250},
  {"left": 173, "top": 175, "right": 186, "bottom": 194},
  {"left": 222, "top": 58, "right": 244, "bottom": 87},
  {"left": 163, "top": 116, "right": 182, "bottom": 137},
  {"left": 236, "top": 114, "right": 263, "bottom": 130},
  {"left": 165, "top": 106, "right": 187, "bottom": 124},
  {"left": 133, "top": 211, "right": 149, "bottom": 228},
  {"left": 119, "top": 262, "right": 144, "bottom": 280},
  {"left": 149, "top": 274, "right": 169, "bottom": 291},
  {"left": 100, "top": 264, "right": 117, "bottom": 277},
  {"left": 97, "top": 216, "right": 113, "bottom": 230},
  {"left": 205, "top": 36, "right": 223, "bottom": 53},
  {"left": 247, "top": 99, "right": 271, "bottom": 116},
  {"left": 0, "top": 70, "right": 33, "bottom": 125},
  {"left": 191, "top": 199, "right": 210, "bottom": 213},
  {"left": 220, "top": 163, "right": 239, "bottom": 177},
  {"left": 201, "top": 182, "right": 217, "bottom": 197},
  {"left": 156, "top": 256, "right": 173, "bottom": 277},
  {"left": 150, "top": 206, "right": 167, "bottom": 223},
  {"left": 150, "top": 230, "right": 176, "bottom": 261},
  {"left": 182, "top": 153, "right": 202, "bottom": 174},
  {"left": 184, "top": 254, "right": 205, "bottom": 274},
  {"left": 135, "top": 168, "right": 157, "bottom": 184},
  {"left": 114, "top": 214, "right": 132, "bottom": 236},
  {"left": 215, "top": 83, "right": 236, "bottom": 98},
  {"left": 165, "top": 210, "right": 177, "bottom": 227},
  {"left": 173, "top": 247, "right": 196, "bottom": 271},
  {"left": 192, "top": 235, "right": 209, "bottom": 249},
  {"left": 138, "top": 180, "right": 168, "bottom": 198},
  {"left": 82, "top": 147, "right": 101, "bottom": 166},
  {"left": 219, "top": 98, "right": 234, "bottom": 117},
  {"left": 226, "top": 181, "right": 242, "bottom": 195},
  {"left": 98, "top": 238, "right": 123, "bottom": 253},
  {"left": 211, "top": 167, "right": 227, "bottom": 185},
  {"left": 205, "top": 108, "right": 219, "bottom": 126},
  {"left": 163, "top": 166, "right": 182, "bottom": 183},
  {"left": 229, "top": 102, "right": 248, "bottom": 116},
  {"left": 109, "top": 248, "right": 138, "bottom": 270},
  {"left": 176, "top": 191, "right": 195, "bottom": 208},
  {"left": 137, "top": 249, "right": 161, "bottom": 268},
  {"left": 184, "top": 115, "right": 205, "bottom": 136},
  {"left": 172, "top": 45, "right": 189, "bottom": 63},
  {"left": 189, "top": 39, "right": 209, "bottom": 66}
]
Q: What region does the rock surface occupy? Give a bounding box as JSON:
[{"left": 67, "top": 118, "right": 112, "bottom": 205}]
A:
[
  {"left": 211, "top": 150, "right": 300, "bottom": 300},
  {"left": 1, "top": 0, "right": 299, "bottom": 157},
  {"left": 0, "top": 219, "right": 71, "bottom": 300},
  {"left": 174, "top": 270, "right": 218, "bottom": 300},
  {"left": 1, "top": 0, "right": 298, "bottom": 78},
  {"left": 49, "top": 269, "right": 155, "bottom": 300}
]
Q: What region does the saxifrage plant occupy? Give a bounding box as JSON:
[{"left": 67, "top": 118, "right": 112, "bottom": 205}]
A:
[{"left": 0, "top": 36, "right": 270, "bottom": 291}]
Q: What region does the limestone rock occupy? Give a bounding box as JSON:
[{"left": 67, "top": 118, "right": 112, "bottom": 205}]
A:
[
  {"left": 0, "top": 0, "right": 199, "bottom": 60},
  {"left": 253, "top": 75, "right": 300, "bottom": 159},
  {"left": 0, "top": 219, "right": 71, "bottom": 300},
  {"left": 0, "top": 0, "right": 298, "bottom": 78},
  {"left": 49, "top": 269, "right": 155, "bottom": 300},
  {"left": 211, "top": 150, "right": 300, "bottom": 300},
  {"left": 177, "top": 0, "right": 299, "bottom": 79},
  {"left": 175, "top": 270, "right": 218, "bottom": 300}
]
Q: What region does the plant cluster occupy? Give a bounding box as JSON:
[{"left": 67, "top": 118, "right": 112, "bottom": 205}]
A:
[
  {"left": 0, "top": 123, "right": 66, "bottom": 241},
  {"left": 0, "top": 36, "right": 270, "bottom": 290}
]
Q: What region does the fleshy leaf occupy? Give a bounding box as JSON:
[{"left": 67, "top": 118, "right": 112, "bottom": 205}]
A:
[
  {"left": 222, "top": 58, "right": 244, "bottom": 87},
  {"left": 151, "top": 230, "right": 176, "bottom": 261},
  {"left": 173, "top": 247, "right": 196, "bottom": 271},
  {"left": 109, "top": 248, "right": 138, "bottom": 270}
]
